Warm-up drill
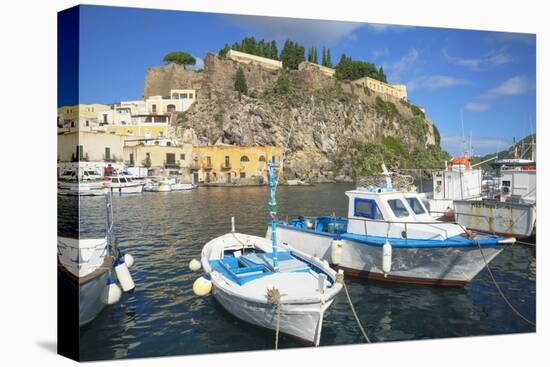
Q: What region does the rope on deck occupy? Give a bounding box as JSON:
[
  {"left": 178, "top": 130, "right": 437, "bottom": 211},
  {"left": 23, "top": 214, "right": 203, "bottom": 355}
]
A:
[
  {"left": 267, "top": 287, "right": 286, "bottom": 350},
  {"left": 337, "top": 272, "right": 371, "bottom": 343}
]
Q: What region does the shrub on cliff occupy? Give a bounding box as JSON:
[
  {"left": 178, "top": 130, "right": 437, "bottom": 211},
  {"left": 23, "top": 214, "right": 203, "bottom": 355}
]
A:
[{"left": 335, "top": 54, "right": 387, "bottom": 82}]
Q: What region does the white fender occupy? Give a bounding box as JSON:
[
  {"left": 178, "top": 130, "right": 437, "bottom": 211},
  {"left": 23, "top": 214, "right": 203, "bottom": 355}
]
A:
[
  {"left": 103, "top": 277, "right": 122, "bottom": 305},
  {"left": 124, "top": 253, "right": 134, "bottom": 268},
  {"left": 331, "top": 239, "right": 344, "bottom": 265},
  {"left": 115, "top": 257, "right": 135, "bottom": 292},
  {"left": 193, "top": 275, "right": 212, "bottom": 296},
  {"left": 189, "top": 258, "right": 202, "bottom": 272},
  {"left": 382, "top": 239, "right": 392, "bottom": 277}
]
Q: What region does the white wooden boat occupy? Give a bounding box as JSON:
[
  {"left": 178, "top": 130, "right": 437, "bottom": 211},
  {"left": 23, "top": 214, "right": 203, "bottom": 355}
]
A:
[
  {"left": 57, "top": 194, "right": 136, "bottom": 326},
  {"left": 105, "top": 175, "right": 144, "bottom": 195},
  {"left": 198, "top": 163, "right": 342, "bottom": 346},
  {"left": 201, "top": 232, "right": 342, "bottom": 346},
  {"left": 58, "top": 181, "right": 106, "bottom": 196},
  {"left": 148, "top": 177, "right": 172, "bottom": 192},
  {"left": 170, "top": 180, "right": 196, "bottom": 191}
]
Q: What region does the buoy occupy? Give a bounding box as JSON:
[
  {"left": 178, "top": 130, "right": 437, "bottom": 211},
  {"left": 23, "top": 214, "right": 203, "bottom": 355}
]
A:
[
  {"left": 330, "top": 238, "right": 344, "bottom": 265},
  {"left": 103, "top": 276, "right": 122, "bottom": 305},
  {"left": 124, "top": 253, "right": 134, "bottom": 268},
  {"left": 189, "top": 258, "right": 202, "bottom": 272},
  {"left": 114, "top": 256, "right": 135, "bottom": 292},
  {"left": 193, "top": 275, "right": 212, "bottom": 296},
  {"left": 382, "top": 239, "right": 392, "bottom": 277}
]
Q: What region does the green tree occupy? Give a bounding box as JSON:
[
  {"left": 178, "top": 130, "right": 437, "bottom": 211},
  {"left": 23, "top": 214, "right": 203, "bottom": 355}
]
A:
[
  {"left": 322, "top": 47, "right": 327, "bottom": 66},
  {"left": 234, "top": 67, "right": 248, "bottom": 99},
  {"left": 218, "top": 43, "right": 231, "bottom": 58},
  {"left": 270, "top": 40, "right": 278, "bottom": 59},
  {"left": 163, "top": 51, "right": 196, "bottom": 69},
  {"left": 326, "top": 48, "right": 332, "bottom": 68}
]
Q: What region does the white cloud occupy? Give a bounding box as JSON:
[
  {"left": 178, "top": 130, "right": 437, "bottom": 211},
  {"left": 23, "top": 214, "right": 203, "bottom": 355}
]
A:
[
  {"left": 366, "top": 23, "right": 413, "bottom": 33},
  {"left": 442, "top": 134, "right": 509, "bottom": 156},
  {"left": 443, "top": 48, "right": 513, "bottom": 71},
  {"left": 221, "top": 15, "right": 362, "bottom": 46},
  {"left": 407, "top": 75, "right": 469, "bottom": 91},
  {"left": 484, "top": 75, "right": 534, "bottom": 98},
  {"left": 464, "top": 102, "right": 491, "bottom": 112},
  {"left": 385, "top": 48, "right": 419, "bottom": 82}
]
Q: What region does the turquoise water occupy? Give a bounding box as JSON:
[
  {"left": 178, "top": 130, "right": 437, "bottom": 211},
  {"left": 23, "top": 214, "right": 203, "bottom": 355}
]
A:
[{"left": 58, "top": 184, "right": 536, "bottom": 361}]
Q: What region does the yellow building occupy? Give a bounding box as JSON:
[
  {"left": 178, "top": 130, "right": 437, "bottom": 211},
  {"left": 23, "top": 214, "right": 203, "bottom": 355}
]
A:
[
  {"left": 58, "top": 131, "right": 126, "bottom": 163},
  {"left": 123, "top": 141, "right": 193, "bottom": 179},
  {"left": 353, "top": 76, "right": 408, "bottom": 100},
  {"left": 227, "top": 49, "right": 283, "bottom": 70},
  {"left": 191, "top": 145, "right": 283, "bottom": 185},
  {"left": 57, "top": 104, "right": 111, "bottom": 129}
]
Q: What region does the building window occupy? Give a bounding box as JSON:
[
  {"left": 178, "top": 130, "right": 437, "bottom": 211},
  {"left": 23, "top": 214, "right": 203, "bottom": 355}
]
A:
[
  {"left": 166, "top": 153, "right": 176, "bottom": 165},
  {"left": 105, "top": 147, "right": 111, "bottom": 161},
  {"left": 225, "top": 156, "right": 230, "bottom": 167},
  {"left": 189, "top": 93, "right": 194, "bottom": 99},
  {"left": 240, "top": 155, "right": 250, "bottom": 163},
  {"left": 167, "top": 104, "right": 176, "bottom": 113},
  {"left": 85, "top": 120, "right": 89, "bottom": 127},
  {"left": 152, "top": 104, "right": 157, "bottom": 113},
  {"left": 259, "top": 155, "right": 266, "bottom": 162},
  {"left": 240, "top": 172, "right": 246, "bottom": 178},
  {"left": 180, "top": 154, "right": 186, "bottom": 160}
]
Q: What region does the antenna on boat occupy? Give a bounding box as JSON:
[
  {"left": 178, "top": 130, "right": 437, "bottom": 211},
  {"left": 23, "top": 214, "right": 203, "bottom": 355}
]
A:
[{"left": 268, "top": 162, "right": 279, "bottom": 272}]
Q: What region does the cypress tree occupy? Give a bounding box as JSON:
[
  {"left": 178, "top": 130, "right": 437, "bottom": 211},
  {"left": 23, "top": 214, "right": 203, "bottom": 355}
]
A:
[
  {"left": 322, "top": 47, "right": 326, "bottom": 66},
  {"left": 234, "top": 67, "right": 248, "bottom": 99},
  {"left": 326, "top": 48, "right": 332, "bottom": 68}
]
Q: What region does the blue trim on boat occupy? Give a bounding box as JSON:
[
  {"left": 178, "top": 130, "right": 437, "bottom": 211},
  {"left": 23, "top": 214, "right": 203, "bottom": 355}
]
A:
[{"left": 277, "top": 222, "right": 503, "bottom": 249}]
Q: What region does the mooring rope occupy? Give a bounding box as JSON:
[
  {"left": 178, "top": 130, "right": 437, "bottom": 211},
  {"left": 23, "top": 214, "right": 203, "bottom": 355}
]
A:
[
  {"left": 337, "top": 273, "right": 371, "bottom": 343},
  {"left": 267, "top": 287, "right": 286, "bottom": 350},
  {"left": 452, "top": 222, "right": 535, "bottom": 326},
  {"left": 476, "top": 241, "right": 536, "bottom": 326}
]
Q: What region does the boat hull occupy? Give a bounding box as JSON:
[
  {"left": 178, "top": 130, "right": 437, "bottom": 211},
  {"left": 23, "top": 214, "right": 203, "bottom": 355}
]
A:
[
  {"left": 274, "top": 226, "right": 502, "bottom": 286},
  {"left": 107, "top": 184, "right": 144, "bottom": 195},
  {"left": 454, "top": 199, "right": 536, "bottom": 239},
  {"left": 58, "top": 263, "right": 111, "bottom": 326},
  {"left": 212, "top": 284, "right": 331, "bottom": 346}
]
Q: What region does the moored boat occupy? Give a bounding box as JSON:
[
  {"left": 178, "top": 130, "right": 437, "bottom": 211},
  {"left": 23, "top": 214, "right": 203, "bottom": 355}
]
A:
[
  {"left": 196, "top": 163, "right": 343, "bottom": 346},
  {"left": 272, "top": 176, "right": 515, "bottom": 286},
  {"left": 57, "top": 194, "right": 136, "bottom": 326},
  {"left": 105, "top": 175, "right": 144, "bottom": 195}
]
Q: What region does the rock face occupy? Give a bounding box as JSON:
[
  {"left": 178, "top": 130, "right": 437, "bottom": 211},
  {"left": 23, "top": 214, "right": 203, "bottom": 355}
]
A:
[{"left": 145, "top": 53, "right": 439, "bottom": 182}]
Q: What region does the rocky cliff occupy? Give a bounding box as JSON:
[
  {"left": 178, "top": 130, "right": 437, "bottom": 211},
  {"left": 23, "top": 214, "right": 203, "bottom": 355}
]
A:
[{"left": 144, "top": 54, "right": 440, "bottom": 182}]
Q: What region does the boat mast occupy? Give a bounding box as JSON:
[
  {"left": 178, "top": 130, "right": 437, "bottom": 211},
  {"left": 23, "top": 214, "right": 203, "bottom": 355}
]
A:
[{"left": 268, "top": 162, "right": 279, "bottom": 272}]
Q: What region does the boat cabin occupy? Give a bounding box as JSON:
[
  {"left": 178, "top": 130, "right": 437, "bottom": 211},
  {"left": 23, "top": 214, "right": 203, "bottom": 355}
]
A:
[{"left": 344, "top": 187, "right": 463, "bottom": 241}]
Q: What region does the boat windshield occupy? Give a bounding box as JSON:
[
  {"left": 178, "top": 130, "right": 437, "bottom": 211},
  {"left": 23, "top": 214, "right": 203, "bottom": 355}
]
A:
[
  {"left": 120, "top": 177, "right": 128, "bottom": 183},
  {"left": 406, "top": 197, "right": 426, "bottom": 215},
  {"left": 387, "top": 199, "right": 410, "bottom": 218}
]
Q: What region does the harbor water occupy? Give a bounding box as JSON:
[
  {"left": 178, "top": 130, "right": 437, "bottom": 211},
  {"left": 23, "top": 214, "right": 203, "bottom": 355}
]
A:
[{"left": 58, "top": 184, "right": 536, "bottom": 361}]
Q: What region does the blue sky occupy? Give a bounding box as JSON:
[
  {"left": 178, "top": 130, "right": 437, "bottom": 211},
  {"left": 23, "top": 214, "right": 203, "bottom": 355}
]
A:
[{"left": 70, "top": 5, "right": 536, "bottom": 156}]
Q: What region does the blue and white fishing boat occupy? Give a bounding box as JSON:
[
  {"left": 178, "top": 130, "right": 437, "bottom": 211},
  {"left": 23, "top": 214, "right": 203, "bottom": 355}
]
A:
[
  {"left": 197, "top": 163, "right": 343, "bottom": 346},
  {"left": 271, "top": 169, "right": 516, "bottom": 287}
]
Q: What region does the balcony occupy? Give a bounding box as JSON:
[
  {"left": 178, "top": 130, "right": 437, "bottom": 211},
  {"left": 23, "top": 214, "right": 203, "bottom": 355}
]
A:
[
  {"left": 190, "top": 161, "right": 201, "bottom": 170},
  {"left": 220, "top": 162, "right": 232, "bottom": 170},
  {"left": 142, "top": 158, "right": 152, "bottom": 168},
  {"left": 202, "top": 161, "right": 213, "bottom": 170},
  {"left": 164, "top": 160, "right": 181, "bottom": 169}
]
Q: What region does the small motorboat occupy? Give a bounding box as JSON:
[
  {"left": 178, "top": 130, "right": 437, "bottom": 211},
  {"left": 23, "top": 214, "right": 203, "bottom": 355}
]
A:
[
  {"left": 197, "top": 163, "right": 342, "bottom": 346},
  {"left": 149, "top": 177, "right": 172, "bottom": 192},
  {"left": 105, "top": 175, "right": 144, "bottom": 195},
  {"left": 170, "top": 178, "right": 196, "bottom": 191}
]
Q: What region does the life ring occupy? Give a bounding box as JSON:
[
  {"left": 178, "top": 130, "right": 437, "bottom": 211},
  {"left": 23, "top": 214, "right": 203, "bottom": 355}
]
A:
[{"left": 435, "top": 185, "right": 442, "bottom": 193}]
